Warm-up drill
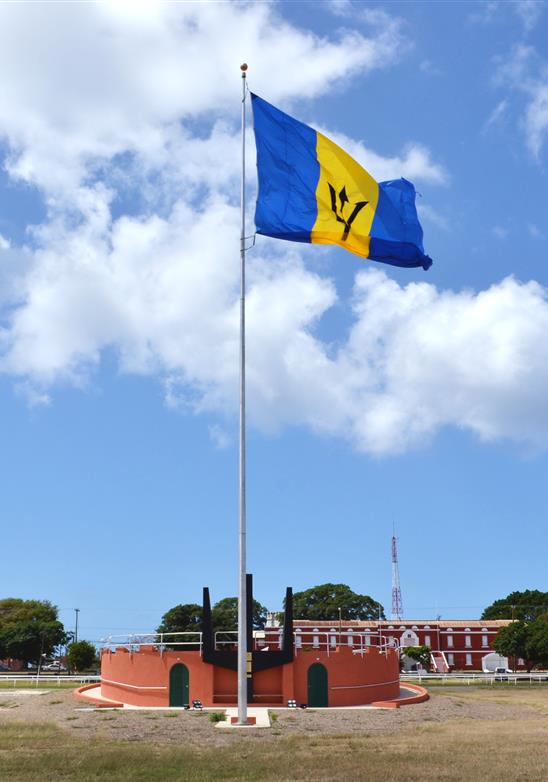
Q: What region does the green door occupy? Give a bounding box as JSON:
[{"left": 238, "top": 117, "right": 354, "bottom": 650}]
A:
[
  {"left": 169, "top": 663, "right": 189, "bottom": 707},
  {"left": 307, "top": 663, "right": 328, "bottom": 707}
]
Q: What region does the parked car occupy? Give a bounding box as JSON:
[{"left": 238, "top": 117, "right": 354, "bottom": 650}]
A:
[
  {"left": 494, "top": 666, "right": 511, "bottom": 680},
  {"left": 0, "top": 663, "right": 10, "bottom": 672},
  {"left": 43, "top": 662, "right": 67, "bottom": 671}
]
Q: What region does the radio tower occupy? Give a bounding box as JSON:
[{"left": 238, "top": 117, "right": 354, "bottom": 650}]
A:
[{"left": 391, "top": 527, "right": 404, "bottom": 621}]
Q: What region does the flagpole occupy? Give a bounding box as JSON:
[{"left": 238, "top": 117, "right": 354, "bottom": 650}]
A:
[{"left": 237, "top": 62, "right": 248, "bottom": 726}]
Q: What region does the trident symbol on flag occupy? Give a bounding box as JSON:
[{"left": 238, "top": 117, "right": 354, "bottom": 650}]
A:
[{"left": 328, "top": 183, "right": 368, "bottom": 241}]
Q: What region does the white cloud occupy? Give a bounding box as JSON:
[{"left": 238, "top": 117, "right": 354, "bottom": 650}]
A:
[
  {"left": 208, "top": 424, "right": 232, "bottom": 450},
  {"left": 512, "top": 0, "right": 543, "bottom": 32},
  {"left": 492, "top": 225, "right": 509, "bottom": 239},
  {"left": 528, "top": 223, "right": 545, "bottom": 239},
  {"left": 494, "top": 44, "right": 548, "bottom": 157},
  {"left": 483, "top": 98, "right": 509, "bottom": 131},
  {"left": 317, "top": 129, "right": 447, "bottom": 185},
  {"left": 0, "top": 233, "right": 10, "bottom": 250},
  {"left": 468, "top": 1, "right": 501, "bottom": 26},
  {"left": 326, "top": 0, "right": 353, "bottom": 15},
  {"left": 339, "top": 271, "right": 548, "bottom": 453},
  {"left": 524, "top": 81, "right": 548, "bottom": 156},
  {"left": 0, "top": 1, "right": 406, "bottom": 194},
  {"left": 11, "top": 2, "right": 543, "bottom": 462},
  {"left": 417, "top": 204, "right": 450, "bottom": 231},
  {"left": 469, "top": 1, "right": 542, "bottom": 30},
  {"left": 419, "top": 59, "right": 442, "bottom": 76},
  {"left": 5, "top": 198, "right": 548, "bottom": 456}
]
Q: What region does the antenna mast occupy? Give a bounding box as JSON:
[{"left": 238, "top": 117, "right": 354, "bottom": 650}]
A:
[{"left": 391, "top": 528, "right": 404, "bottom": 621}]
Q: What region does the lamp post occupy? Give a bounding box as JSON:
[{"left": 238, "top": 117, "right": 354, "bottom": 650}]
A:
[{"left": 74, "top": 609, "right": 80, "bottom": 645}]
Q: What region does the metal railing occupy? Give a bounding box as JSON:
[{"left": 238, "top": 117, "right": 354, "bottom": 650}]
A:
[
  {"left": 99, "top": 629, "right": 399, "bottom": 656},
  {"left": 100, "top": 632, "right": 202, "bottom": 653},
  {"left": 0, "top": 674, "right": 100, "bottom": 687},
  {"left": 402, "top": 671, "right": 547, "bottom": 685}
]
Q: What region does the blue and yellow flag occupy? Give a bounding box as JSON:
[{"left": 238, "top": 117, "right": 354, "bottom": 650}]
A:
[{"left": 251, "top": 94, "right": 432, "bottom": 271}]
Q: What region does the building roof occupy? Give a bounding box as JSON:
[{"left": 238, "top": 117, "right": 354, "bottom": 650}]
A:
[{"left": 293, "top": 619, "right": 512, "bottom": 628}]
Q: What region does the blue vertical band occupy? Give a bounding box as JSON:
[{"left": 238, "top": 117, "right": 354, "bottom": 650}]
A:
[
  {"left": 252, "top": 94, "right": 319, "bottom": 243},
  {"left": 369, "top": 179, "right": 432, "bottom": 270}
]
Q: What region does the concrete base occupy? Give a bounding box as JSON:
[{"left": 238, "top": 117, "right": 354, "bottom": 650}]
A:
[{"left": 220, "top": 708, "right": 270, "bottom": 728}]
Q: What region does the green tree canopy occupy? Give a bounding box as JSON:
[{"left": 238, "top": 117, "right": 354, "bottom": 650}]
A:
[
  {"left": 402, "top": 645, "right": 432, "bottom": 669},
  {"left": 493, "top": 618, "right": 548, "bottom": 672},
  {"left": 0, "top": 598, "right": 67, "bottom": 665},
  {"left": 67, "top": 640, "right": 97, "bottom": 672},
  {"left": 156, "top": 598, "right": 267, "bottom": 640},
  {"left": 481, "top": 590, "right": 548, "bottom": 622},
  {"left": 524, "top": 617, "right": 548, "bottom": 671},
  {"left": 211, "top": 598, "right": 267, "bottom": 632},
  {"left": 292, "top": 584, "right": 384, "bottom": 621},
  {"left": 156, "top": 603, "right": 203, "bottom": 636}
]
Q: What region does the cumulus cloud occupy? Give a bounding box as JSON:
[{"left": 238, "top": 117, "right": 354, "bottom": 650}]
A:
[
  {"left": 11, "top": 2, "right": 545, "bottom": 460},
  {"left": 494, "top": 44, "right": 548, "bottom": 158},
  {"left": 4, "top": 197, "right": 548, "bottom": 456},
  {"left": 318, "top": 128, "right": 447, "bottom": 186},
  {"left": 512, "top": 0, "right": 544, "bottom": 32},
  {"left": 0, "top": 1, "right": 406, "bottom": 194}
]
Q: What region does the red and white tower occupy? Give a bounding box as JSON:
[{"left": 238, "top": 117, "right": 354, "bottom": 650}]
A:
[{"left": 391, "top": 529, "right": 404, "bottom": 621}]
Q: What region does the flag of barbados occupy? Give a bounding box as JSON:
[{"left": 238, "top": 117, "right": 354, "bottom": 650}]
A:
[{"left": 251, "top": 94, "right": 432, "bottom": 271}]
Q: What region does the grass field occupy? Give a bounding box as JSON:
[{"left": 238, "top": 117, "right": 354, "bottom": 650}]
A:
[{"left": 0, "top": 688, "right": 545, "bottom": 781}]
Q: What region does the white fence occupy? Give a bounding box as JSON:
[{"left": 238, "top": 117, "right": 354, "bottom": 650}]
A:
[
  {"left": 0, "top": 674, "right": 100, "bottom": 687},
  {"left": 402, "top": 672, "right": 547, "bottom": 685}
]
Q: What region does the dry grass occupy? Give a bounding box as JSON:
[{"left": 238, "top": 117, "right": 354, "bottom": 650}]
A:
[
  {"left": 0, "top": 680, "right": 82, "bottom": 689},
  {"left": 0, "top": 688, "right": 545, "bottom": 781},
  {"left": 435, "top": 686, "right": 548, "bottom": 713}
]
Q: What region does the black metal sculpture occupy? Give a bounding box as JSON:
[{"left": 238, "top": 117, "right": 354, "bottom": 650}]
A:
[{"left": 202, "top": 574, "right": 293, "bottom": 703}]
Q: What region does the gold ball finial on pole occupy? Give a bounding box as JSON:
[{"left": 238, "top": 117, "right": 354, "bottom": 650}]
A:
[{"left": 240, "top": 63, "right": 248, "bottom": 72}]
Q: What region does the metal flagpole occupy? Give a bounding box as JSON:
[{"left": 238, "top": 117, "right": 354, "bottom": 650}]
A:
[{"left": 237, "top": 62, "right": 248, "bottom": 726}]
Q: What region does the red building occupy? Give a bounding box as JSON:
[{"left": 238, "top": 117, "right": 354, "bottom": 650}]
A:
[{"left": 291, "top": 619, "right": 520, "bottom": 671}]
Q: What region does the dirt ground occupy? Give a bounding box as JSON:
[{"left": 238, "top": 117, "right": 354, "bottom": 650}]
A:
[{"left": 0, "top": 686, "right": 545, "bottom": 747}]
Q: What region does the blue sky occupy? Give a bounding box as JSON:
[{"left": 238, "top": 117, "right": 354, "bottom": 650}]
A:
[{"left": 0, "top": 1, "right": 547, "bottom": 644}]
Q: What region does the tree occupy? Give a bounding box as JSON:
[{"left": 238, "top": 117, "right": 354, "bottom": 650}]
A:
[
  {"left": 292, "top": 584, "right": 384, "bottom": 621},
  {"left": 481, "top": 590, "right": 548, "bottom": 622},
  {"left": 493, "top": 618, "right": 548, "bottom": 672},
  {"left": 156, "top": 598, "right": 267, "bottom": 644},
  {"left": 67, "top": 641, "right": 97, "bottom": 672},
  {"left": 403, "top": 645, "right": 432, "bottom": 669},
  {"left": 0, "top": 598, "right": 67, "bottom": 665},
  {"left": 156, "top": 604, "right": 203, "bottom": 636},
  {"left": 211, "top": 598, "right": 267, "bottom": 632},
  {"left": 524, "top": 618, "right": 548, "bottom": 671}
]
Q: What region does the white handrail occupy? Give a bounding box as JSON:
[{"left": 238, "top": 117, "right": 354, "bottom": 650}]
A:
[{"left": 99, "top": 629, "right": 402, "bottom": 654}]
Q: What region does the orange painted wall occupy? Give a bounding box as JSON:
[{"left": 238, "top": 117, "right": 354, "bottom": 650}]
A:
[
  {"left": 100, "top": 644, "right": 399, "bottom": 708},
  {"left": 293, "top": 646, "right": 399, "bottom": 706},
  {"left": 101, "top": 647, "right": 214, "bottom": 707}
]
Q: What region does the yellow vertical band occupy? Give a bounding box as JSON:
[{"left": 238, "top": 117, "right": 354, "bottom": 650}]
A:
[{"left": 311, "top": 132, "right": 379, "bottom": 258}]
